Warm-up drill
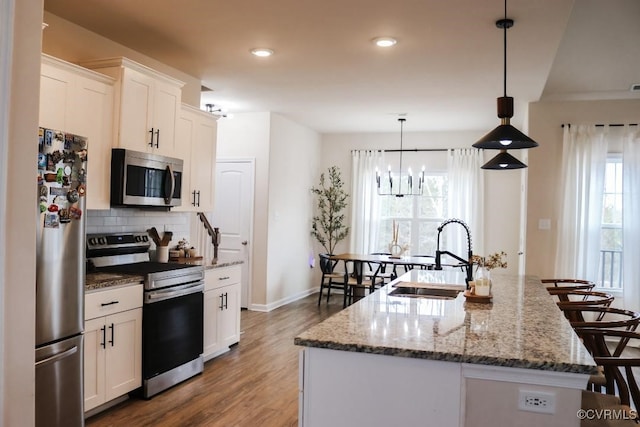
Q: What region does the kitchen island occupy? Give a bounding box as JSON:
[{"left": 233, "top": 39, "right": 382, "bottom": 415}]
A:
[{"left": 295, "top": 272, "right": 596, "bottom": 427}]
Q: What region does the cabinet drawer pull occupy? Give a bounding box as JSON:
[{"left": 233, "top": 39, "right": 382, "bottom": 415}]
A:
[
  {"left": 100, "top": 300, "right": 119, "bottom": 307},
  {"left": 219, "top": 276, "right": 230, "bottom": 280}
]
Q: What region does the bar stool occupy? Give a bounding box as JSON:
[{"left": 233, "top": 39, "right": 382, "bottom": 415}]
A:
[
  {"left": 542, "top": 278, "right": 596, "bottom": 292},
  {"left": 547, "top": 288, "right": 614, "bottom": 312}
]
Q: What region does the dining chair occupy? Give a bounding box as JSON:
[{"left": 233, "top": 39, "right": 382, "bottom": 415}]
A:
[
  {"left": 367, "top": 252, "right": 395, "bottom": 284},
  {"left": 342, "top": 259, "right": 383, "bottom": 308},
  {"left": 317, "top": 254, "right": 345, "bottom": 305},
  {"left": 406, "top": 254, "right": 436, "bottom": 273}
]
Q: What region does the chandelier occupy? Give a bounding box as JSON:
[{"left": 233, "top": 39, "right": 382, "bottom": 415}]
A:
[
  {"left": 472, "top": 0, "right": 538, "bottom": 169},
  {"left": 376, "top": 118, "right": 425, "bottom": 197}
]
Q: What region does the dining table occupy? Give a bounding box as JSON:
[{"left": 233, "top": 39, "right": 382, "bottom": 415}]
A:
[
  {"left": 329, "top": 253, "right": 466, "bottom": 279},
  {"left": 329, "top": 253, "right": 468, "bottom": 306}
]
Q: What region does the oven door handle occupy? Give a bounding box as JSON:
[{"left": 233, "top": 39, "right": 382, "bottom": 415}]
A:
[{"left": 145, "top": 281, "right": 204, "bottom": 303}]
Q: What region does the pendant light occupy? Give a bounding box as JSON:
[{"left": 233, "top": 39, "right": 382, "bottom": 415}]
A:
[
  {"left": 376, "top": 118, "right": 425, "bottom": 197},
  {"left": 481, "top": 150, "right": 526, "bottom": 170},
  {"left": 473, "top": 0, "right": 538, "bottom": 169}
]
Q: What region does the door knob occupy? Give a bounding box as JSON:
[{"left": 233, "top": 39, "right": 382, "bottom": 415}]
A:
[{"left": 241, "top": 241, "right": 248, "bottom": 245}]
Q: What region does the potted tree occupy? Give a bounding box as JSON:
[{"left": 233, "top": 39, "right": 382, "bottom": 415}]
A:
[{"left": 311, "top": 166, "right": 349, "bottom": 256}]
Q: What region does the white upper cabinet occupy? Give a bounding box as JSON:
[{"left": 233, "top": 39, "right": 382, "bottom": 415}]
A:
[
  {"left": 81, "top": 57, "right": 184, "bottom": 158},
  {"left": 40, "top": 54, "right": 115, "bottom": 209},
  {"left": 174, "top": 104, "right": 217, "bottom": 212}
]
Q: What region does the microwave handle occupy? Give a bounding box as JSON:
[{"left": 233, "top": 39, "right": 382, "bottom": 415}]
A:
[{"left": 163, "top": 164, "right": 175, "bottom": 204}]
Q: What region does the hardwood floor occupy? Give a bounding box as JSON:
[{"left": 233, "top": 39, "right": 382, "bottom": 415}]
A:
[{"left": 86, "top": 293, "right": 343, "bottom": 427}]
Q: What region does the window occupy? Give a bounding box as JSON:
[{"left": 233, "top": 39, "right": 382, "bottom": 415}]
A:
[
  {"left": 376, "top": 173, "right": 448, "bottom": 255},
  {"left": 599, "top": 156, "right": 623, "bottom": 289}
]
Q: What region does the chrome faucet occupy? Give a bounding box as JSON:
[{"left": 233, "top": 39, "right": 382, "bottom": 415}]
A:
[{"left": 434, "top": 218, "right": 473, "bottom": 287}]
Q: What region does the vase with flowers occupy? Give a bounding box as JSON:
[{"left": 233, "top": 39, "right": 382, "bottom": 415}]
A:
[{"left": 470, "top": 251, "right": 507, "bottom": 296}]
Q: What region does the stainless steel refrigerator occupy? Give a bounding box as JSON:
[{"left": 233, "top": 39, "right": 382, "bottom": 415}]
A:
[{"left": 35, "top": 127, "right": 87, "bottom": 427}]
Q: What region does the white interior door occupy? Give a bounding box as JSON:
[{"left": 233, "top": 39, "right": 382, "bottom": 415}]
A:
[{"left": 213, "top": 160, "right": 254, "bottom": 308}]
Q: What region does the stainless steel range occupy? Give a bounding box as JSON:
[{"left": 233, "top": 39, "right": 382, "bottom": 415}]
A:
[{"left": 87, "top": 232, "right": 205, "bottom": 398}]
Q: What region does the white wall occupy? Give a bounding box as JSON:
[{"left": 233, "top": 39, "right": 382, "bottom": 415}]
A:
[
  {"left": 527, "top": 99, "right": 640, "bottom": 278},
  {"left": 320, "top": 130, "right": 524, "bottom": 273},
  {"left": 216, "top": 112, "right": 271, "bottom": 306},
  {"left": 216, "top": 112, "right": 323, "bottom": 309},
  {"left": 266, "top": 113, "right": 321, "bottom": 307},
  {"left": 2, "top": 0, "right": 42, "bottom": 425}
]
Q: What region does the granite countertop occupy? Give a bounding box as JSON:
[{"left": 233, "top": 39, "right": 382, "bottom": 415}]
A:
[
  {"left": 205, "top": 255, "right": 244, "bottom": 270},
  {"left": 85, "top": 272, "right": 144, "bottom": 292},
  {"left": 295, "top": 272, "right": 597, "bottom": 374},
  {"left": 86, "top": 255, "right": 242, "bottom": 291}
]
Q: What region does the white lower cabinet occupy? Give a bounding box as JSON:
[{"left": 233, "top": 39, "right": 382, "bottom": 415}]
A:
[
  {"left": 84, "top": 284, "right": 143, "bottom": 412},
  {"left": 203, "top": 266, "right": 241, "bottom": 361}
]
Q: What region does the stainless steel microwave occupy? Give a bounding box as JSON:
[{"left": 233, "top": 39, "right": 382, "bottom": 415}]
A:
[{"left": 110, "top": 148, "right": 183, "bottom": 208}]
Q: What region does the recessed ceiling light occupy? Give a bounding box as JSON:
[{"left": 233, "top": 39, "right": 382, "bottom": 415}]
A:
[
  {"left": 250, "top": 48, "right": 274, "bottom": 57},
  {"left": 373, "top": 37, "right": 397, "bottom": 47}
]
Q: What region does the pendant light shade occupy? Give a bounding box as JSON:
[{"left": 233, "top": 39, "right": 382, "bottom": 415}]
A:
[
  {"left": 474, "top": 1, "right": 538, "bottom": 166},
  {"left": 481, "top": 150, "right": 526, "bottom": 170},
  {"left": 473, "top": 97, "right": 538, "bottom": 150},
  {"left": 473, "top": 121, "right": 539, "bottom": 150}
]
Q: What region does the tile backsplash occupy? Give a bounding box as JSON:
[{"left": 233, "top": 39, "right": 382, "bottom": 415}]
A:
[{"left": 87, "top": 208, "right": 191, "bottom": 249}]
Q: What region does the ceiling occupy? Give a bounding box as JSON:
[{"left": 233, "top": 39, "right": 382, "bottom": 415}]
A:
[{"left": 42, "top": 0, "right": 640, "bottom": 134}]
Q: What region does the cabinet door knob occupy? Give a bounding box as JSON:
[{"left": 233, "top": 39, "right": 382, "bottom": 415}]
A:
[{"left": 241, "top": 241, "right": 248, "bottom": 245}]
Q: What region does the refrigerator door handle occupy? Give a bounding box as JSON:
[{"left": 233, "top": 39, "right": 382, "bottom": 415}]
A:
[{"left": 35, "top": 345, "right": 78, "bottom": 368}]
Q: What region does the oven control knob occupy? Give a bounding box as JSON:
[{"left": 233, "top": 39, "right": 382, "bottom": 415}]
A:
[
  {"left": 134, "top": 235, "right": 141, "bottom": 242},
  {"left": 142, "top": 236, "right": 148, "bottom": 242},
  {"left": 98, "top": 237, "right": 106, "bottom": 245},
  {"left": 88, "top": 237, "right": 96, "bottom": 246}
]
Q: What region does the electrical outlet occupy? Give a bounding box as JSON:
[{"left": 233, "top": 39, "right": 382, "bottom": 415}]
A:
[{"left": 518, "top": 390, "right": 556, "bottom": 414}]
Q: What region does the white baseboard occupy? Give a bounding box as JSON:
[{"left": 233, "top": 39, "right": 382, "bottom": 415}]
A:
[{"left": 249, "top": 286, "right": 319, "bottom": 312}]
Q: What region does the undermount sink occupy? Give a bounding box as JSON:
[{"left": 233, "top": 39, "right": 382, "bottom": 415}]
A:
[{"left": 388, "top": 286, "right": 461, "bottom": 300}]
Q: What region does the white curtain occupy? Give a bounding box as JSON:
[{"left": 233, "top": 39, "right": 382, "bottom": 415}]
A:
[
  {"left": 555, "top": 125, "right": 608, "bottom": 281},
  {"left": 623, "top": 126, "right": 640, "bottom": 311},
  {"left": 447, "top": 148, "right": 484, "bottom": 258},
  {"left": 349, "top": 150, "right": 383, "bottom": 253}
]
